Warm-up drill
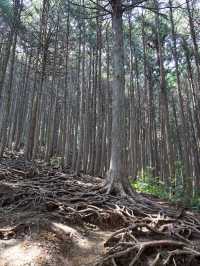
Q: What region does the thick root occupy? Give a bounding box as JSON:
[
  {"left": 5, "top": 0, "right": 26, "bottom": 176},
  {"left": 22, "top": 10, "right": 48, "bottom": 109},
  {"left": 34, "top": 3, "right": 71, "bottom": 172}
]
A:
[{"left": 1, "top": 155, "right": 200, "bottom": 266}]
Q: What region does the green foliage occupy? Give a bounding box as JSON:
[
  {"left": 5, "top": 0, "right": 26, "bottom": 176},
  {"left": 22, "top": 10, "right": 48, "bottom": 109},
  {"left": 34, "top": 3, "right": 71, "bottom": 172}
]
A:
[
  {"left": 166, "top": 71, "right": 177, "bottom": 89},
  {"left": 0, "top": 0, "right": 13, "bottom": 20},
  {"left": 190, "top": 197, "right": 200, "bottom": 211},
  {"left": 50, "top": 157, "right": 62, "bottom": 168},
  {"left": 133, "top": 168, "right": 169, "bottom": 199},
  {"left": 132, "top": 166, "right": 200, "bottom": 210}
]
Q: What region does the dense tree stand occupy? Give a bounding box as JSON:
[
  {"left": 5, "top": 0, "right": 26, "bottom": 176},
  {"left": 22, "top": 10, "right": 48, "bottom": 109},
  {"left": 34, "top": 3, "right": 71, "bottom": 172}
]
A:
[
  {"left": 1, "top": 0, "right": 200, "bottom": 204},
  {"left": 1, "top": 0, "right": 200, "bottom": 265}
]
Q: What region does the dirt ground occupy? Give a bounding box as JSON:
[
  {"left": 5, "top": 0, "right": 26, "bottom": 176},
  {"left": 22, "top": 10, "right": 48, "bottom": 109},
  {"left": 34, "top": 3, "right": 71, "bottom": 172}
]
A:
[
  {"left": 0, "top": 217, "right": 112, "bottom": 266},
  {"left": 0, "top": 155, "right": 200, "bottom": 266}
]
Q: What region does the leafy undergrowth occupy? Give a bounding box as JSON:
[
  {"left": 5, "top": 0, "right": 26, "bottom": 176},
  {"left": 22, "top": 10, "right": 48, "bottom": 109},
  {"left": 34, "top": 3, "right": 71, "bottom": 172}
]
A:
[
  {"left": 0, "top": 153, "right": 200, "bottom": 265},
  {"left": 132, "top": 170, "right": 200, "bottom": 211}
]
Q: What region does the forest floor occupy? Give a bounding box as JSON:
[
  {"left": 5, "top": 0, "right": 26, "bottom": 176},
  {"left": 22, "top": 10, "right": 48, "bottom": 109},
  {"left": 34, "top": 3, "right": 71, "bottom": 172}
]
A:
[{"left": 0, "top": 152, "right": 200, "bottom": 266}]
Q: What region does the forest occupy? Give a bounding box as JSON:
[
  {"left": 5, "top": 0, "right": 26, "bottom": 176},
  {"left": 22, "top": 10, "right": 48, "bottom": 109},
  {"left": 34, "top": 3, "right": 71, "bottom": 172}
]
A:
[{"left": 1, "top": 0, "right": 200, "bottom": 265}]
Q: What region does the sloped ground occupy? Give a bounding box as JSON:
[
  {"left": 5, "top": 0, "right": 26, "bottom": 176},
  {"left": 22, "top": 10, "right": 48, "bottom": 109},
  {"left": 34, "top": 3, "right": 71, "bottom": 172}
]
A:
[
  {"left": 0, "top": 153, "right": 200, "bottom": 265},
  {"left": 0, "top": 218, "right": 111, "bottom": 266}
]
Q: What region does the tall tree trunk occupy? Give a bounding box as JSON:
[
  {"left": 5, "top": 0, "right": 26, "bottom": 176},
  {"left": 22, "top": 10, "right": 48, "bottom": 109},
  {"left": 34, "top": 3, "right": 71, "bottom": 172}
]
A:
[
  {"left": 0, "top": 31, "right": 17, "bottom": 156},
  {"left": 169, "top": 0, "right": 191, "bottom": 201},
  {"left": 106, "top": 0, "right": 130, "bottom": 195},
  {"left": 186, "top": 0, "right": 200, "bottom": 92},
  {"left": 0, "top": 30, "right": 13, "bottom": 102}
]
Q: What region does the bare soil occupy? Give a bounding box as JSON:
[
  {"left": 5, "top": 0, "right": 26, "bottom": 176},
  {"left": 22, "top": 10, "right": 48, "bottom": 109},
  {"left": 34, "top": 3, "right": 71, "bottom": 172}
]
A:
[{"left": 0, "top": 153, "right": 200, "bottom": 265}]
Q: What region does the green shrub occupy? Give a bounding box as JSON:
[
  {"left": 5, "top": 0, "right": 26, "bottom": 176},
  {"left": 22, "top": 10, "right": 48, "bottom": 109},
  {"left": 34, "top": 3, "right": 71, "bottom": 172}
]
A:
[{"left": 131, "top": 167, "right": 200, "bottom": 210}]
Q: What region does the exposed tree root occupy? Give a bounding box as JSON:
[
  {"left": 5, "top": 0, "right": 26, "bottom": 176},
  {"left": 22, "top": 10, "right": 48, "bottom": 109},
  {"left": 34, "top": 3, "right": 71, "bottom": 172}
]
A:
[{"left": 0, "top": 154, "right": 200, "bottom": 265}]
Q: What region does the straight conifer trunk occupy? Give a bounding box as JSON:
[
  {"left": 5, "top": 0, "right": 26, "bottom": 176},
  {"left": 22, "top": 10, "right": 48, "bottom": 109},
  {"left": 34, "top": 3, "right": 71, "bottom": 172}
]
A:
[{"left": 106, "top": 0, "right": 129, "bottom": 195}]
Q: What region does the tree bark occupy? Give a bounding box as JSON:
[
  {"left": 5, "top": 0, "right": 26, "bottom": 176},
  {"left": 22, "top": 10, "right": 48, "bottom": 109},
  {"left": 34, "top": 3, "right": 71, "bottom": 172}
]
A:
[{"left": 106, "top": 0, "right": 130, "bottom": 195}]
